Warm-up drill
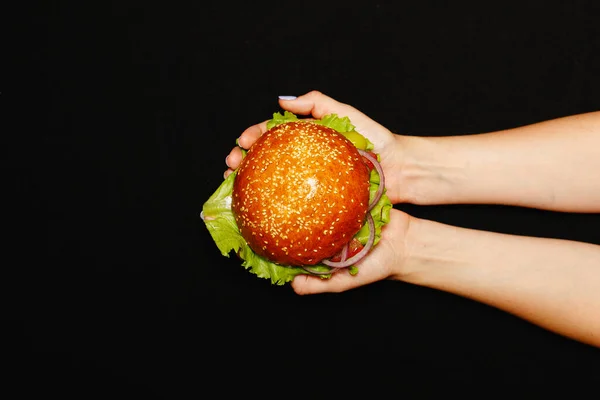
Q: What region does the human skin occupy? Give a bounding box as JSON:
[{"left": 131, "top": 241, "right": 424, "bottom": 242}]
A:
[{"left": 224, "top": 91, "right": 600, "bottom": 348}]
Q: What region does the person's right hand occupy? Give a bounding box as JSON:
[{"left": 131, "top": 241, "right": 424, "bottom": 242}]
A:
[{"left": 224, "top": 90, "right": 406, "bottom": 204}]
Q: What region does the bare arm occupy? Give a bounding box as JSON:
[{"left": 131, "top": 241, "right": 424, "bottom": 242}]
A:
[
  {"left": 292, "top": 209, "right": 600, "bottom": 348},
  {"left": 397, "top": 111, "right": 600, "bottom": 212},
  {"left": 396, "top": 215, "right": 600, "bottom": 348},
  {"left": 226, "top": 91, "right": 600, "bottom": 347}
]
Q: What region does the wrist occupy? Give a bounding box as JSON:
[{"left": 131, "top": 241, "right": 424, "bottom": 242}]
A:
[
  {"left": 392, "top": 215, "right": 467, "bottom": 286},
  {"left": 396, "top": 135, "right": 467, "bottom": 205}
]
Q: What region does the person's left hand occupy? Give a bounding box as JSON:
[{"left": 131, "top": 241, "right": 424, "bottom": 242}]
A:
[{"left": 291, "top": 208, "right": 411, "bottom": 295}]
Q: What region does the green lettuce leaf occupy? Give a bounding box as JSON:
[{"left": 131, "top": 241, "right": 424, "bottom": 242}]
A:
[
  {"left": 266, "top": 111, "right": 298, "bottom": 130},
  {"left": 202, "top": 112, "right": 391, "bottom": 285},
  {"left": 202, "top": 173, "right": 245, "bottom": 257},
  {"left": 202, "top": 173, "right": 305, "bottom": 285},
  {"left": 354, "top": 169, "right": 393, "bottom": 247},
  {"left": 268, "top": 111, "right": 375, "bottom": 151}
]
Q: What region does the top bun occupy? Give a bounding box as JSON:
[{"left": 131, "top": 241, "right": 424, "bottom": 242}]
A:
[{"left": 232, "top": 121, "right": 371, "bottom": 266}]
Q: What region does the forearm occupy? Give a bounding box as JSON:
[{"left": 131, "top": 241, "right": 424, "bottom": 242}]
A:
[
  {"left": 398, "top": 216, "right": 600, "bottom": 347},
  {"left": 397, "top": 112, "right": 600, "bottom": 212}
]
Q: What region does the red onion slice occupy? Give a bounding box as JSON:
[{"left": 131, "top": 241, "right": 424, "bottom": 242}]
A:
[
  {"left": 358, "top": 149, "right": 385, "bottom": 211},
  {"left": 301, "top": 265, "right": 337, "bottom": 275},
  {"left": 321, "top": 213, "right": 375, "bottom": 269},
  {"left": 340, "top": 242, "right": 349, "bottom": 262}
]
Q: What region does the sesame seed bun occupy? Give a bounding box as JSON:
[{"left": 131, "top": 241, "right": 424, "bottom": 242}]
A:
[{"left": 232, "top": 121, "right": 371, "bottom": 266}]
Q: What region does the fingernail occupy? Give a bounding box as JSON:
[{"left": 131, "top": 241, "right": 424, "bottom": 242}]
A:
[
  {"left": 278, "top": 95, "right": 297, "bottom": 101},
  {"left": 225, "top": 155, "right": 230, "bottom": 166}
]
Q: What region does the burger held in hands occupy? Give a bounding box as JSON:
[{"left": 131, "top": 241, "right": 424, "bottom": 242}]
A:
[{"left": 202, "top": 111, "right": 392, "bottom": 285}]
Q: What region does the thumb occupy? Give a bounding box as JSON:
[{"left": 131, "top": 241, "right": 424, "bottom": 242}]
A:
[
  {"left": 290, "top": 272, "right": 357, "bottom": 295},
  {"left": 290, "top": 264, "right": 380, "bottom": 295},
  {"left": 279, "top": 90, "right": 366, "bottom": 123}
]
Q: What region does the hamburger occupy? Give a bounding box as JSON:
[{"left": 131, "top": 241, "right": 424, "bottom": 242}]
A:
[{"left": 202, "top": 111, "right": 391, "bottom": 285}]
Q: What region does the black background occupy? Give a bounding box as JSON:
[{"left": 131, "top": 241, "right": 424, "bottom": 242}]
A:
[{"left": 9, "top": 0, "right": 600, "bottom": 397}]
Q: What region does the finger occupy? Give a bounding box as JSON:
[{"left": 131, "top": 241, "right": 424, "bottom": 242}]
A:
[
  {"left": 223, "top": 168, "right": 234, "bottom": 179},
  {"left": 279, "top": 90, "right": 367, "bottom": 124},
  {"left": 282, "top": 91, "right": 395, "bottom": 153},
  {"left": 238, "top": 120, "right": 269, "bottom": 149},
  {"left": 291, "top": 267, "right": 373, "bottom": 295},
  {"left": 225, "top": 146, "right": 243, "bottom": 170}
]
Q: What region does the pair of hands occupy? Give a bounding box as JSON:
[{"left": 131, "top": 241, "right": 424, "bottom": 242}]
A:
[{"left": 224, "top": 91, "right": 411, "bottom": 294}]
